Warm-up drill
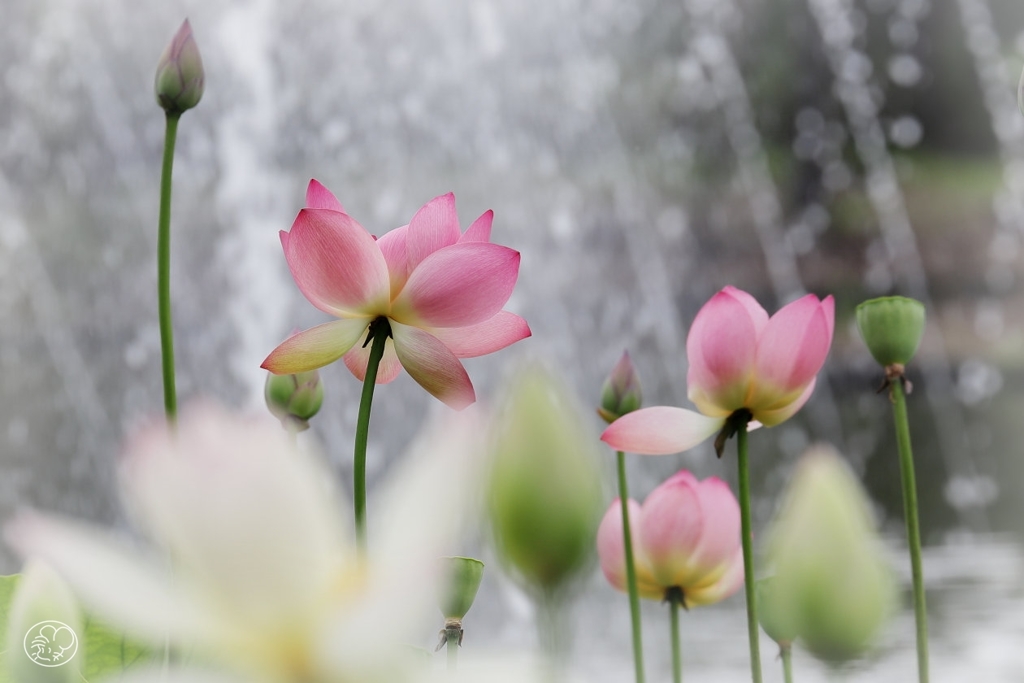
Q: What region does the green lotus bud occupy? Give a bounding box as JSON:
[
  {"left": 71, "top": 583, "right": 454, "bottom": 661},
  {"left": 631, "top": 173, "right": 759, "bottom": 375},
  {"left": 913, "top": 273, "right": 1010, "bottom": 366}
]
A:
[
  {"left": 597, "top": 351, "right": 643, "bottom": 424},
  {"left": 155, "top": 19, "right": 205, "bottom": 115},
  {"left": 487, "top": 366, "right": 605, "bottom": 595},
  {"left": 855, "top": 296, "right": 926, "bottom": 368},
  {"left": 764, "top": 445, "right": 896, "bottom": 663},
  {"left": 757, "top": 578, "right": 798, "bottom": 648},
  {"left": 7, "top": 560, "right": 84, "bottom": 683},
  {"left": 439, "top": 556, "right": 484, "bottom": 621},
  {"left": 264, "top": 369, "right": 324, "bottom": 432}
]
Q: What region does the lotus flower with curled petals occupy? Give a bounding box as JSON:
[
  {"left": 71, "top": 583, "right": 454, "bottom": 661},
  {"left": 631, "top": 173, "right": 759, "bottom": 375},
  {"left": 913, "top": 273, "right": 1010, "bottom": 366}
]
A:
[
  {"left": 602, "top": 287, "right": 834, "bottom": 455},
  {"left": 262, "top": 180, "right": 530, "bottom": 409},
  {"left": 596, "top": 470, "right": 744, "bottom": 607}
]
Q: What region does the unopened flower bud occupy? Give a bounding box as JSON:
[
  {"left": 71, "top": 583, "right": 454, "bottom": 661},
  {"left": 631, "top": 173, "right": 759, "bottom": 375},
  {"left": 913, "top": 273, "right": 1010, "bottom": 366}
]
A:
[
  {"left": 856, "top": 296, "right": 925, "bottom": 367},
  {"left": 757, "top": 577, "right": 798, "bottom": 648},
  {"left": 439, "top": 556, "right": 484, "bottom": 621},
  {"left": 597, "top": 351, "right": 643, "bottom": 424},
  {"left": 155, "top": 19, "right": 205, "bottom": 115},
  {"left": 7, "top": 560, "right": 84, "bottom": 682},
  {"left": 264, "top": 369, "right": 323, "bottom": 432},
  {"left": 764, "top": 445, "right": 895, "bottom": 663},
  {"left": 487, "top": 366, "right": 604, "bottom": 595}
]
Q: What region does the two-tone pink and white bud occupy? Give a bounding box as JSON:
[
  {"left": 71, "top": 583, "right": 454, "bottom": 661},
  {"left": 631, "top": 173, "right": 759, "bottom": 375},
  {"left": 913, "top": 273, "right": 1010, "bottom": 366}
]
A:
[
  {"left": 596, "top": 470, "right": 744, "bottom": 607},
  {"left": 155, "top": 19, "right": 205, "bottom": 115}
]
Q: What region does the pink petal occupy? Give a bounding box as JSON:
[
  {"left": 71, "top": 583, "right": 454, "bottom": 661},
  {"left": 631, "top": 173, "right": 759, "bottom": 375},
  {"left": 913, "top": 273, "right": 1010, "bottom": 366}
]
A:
[
  {"left": 750, "top": 294, "right": 833, "bottom": 406},
  {"left": 261, "top": 319, "right": 370, "bottom": 374},
  {"left": 638, "top": 473, "right": 706, "bottom": 587},
  {"left": 460, "top": 210, "right": 493, "bottom": 243},
  {"left": 342, "top": 336, "right": 403, "bottom": 384},
  {"left": 752, "top": 378, "right": 817, "bottom": 427},
  {"left": 390, "top": 321, "right": 475, "bottom": 409},
  {"left": 686, "top": 290, "right": 762, "bottom": 412},
  {"left": 283, "top": 209, "right": 390, "bottom": 316},
  {"left": 377, "top": 225, "right": 410, "bottom": 299},
  {"left": 685, "top": 547, "right": 744, "bottom": 607},
  {"left": 720, "top": 287, "right": 769, "bottom": 336},
  {"left": 391, "top": 243, "right": 520, "bottom": 328},
  {"left": 600, "top": 406, "right": 725, "bottom": 455},
  {"left": 596, "top": 499, "right": 663, "bottom": 600},
  {"left": 428, "top": 311, "right": 531, "bottom": 357},
  {"left": 684, "top": 477, "right": 742, "bottom": 581},
  {"left": 406, "top": 193, "right": 461, "bottom": 271},
  {"left": 305, "top": 179, "right": 345, "bottom": 213}
]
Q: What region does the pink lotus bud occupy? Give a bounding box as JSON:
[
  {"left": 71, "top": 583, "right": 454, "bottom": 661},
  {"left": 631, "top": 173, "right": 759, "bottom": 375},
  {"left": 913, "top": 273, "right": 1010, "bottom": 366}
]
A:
[
  {"left": 154, "top": 19, "right": 204, "bottom": 115},
  {"left": 596, "top": 470, "right": 743, "bottom": 607},
  {"left": 597, "top": 351, "right": 643, "bottom": 424}
]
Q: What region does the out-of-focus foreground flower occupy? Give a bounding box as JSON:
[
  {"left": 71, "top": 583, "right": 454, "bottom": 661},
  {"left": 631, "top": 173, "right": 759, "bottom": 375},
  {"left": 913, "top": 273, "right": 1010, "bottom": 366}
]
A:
[
  {"left": 596, "top": 470, "right": 743, "bottom": 607},
  {"left": 4, "top": 405, "right": 488, "bottom": 683},
  {"left": 602, "top": 286, "right": 834, "bottom": 455},
  {"left": 262, "top": 180, "right": 530, "bottom": 409},
  {"left": 761, "top": 445, "right": 895, "bottom": 662}
]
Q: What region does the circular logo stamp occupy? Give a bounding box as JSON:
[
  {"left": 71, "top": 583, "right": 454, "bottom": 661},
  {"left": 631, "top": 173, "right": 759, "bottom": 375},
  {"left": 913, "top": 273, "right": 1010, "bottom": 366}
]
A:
[{"left": 23, "top": 620, "right": 79, "bottom": 667}]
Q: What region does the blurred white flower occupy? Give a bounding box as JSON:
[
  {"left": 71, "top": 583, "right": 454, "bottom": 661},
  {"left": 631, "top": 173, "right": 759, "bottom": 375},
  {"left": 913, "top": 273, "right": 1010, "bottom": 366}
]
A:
[{"left": 5, "top": 404, "right": 498, "bottom": 683}]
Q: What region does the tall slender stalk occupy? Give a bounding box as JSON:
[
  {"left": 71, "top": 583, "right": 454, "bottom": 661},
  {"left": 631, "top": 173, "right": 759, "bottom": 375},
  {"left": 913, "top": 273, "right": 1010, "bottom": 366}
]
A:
[
  {"left": 736, "top": 421, "right": 763, "bottom": 683},
  {"left": 667, "top": 590, "right": 683, "bottom": 683},
  {"left": 445, "top": 628, "right": 460, "bottom": 670},
  {"left": 157, "top": 112, "right": 181, "bottom": 422},
  {"left": 890, "top": 379, "right": 929, "bottom": 683},
  {"left": 616, "top": 450, "right": 646, "bottom": 683},
  {"left": 353, "top": 318, "right": 390, "bottom": 552},
  {"left": 781, "top": 644, "right": 793, "bottom": 683}
]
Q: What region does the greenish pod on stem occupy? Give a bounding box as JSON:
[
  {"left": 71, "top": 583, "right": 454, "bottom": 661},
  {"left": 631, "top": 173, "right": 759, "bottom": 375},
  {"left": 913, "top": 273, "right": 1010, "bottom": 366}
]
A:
[
  {"left": 597, "top": 350, "right": 643, "bottom": 424},
  {"left": 155, "top": 19, "right": 205, "bottom": 115},
  {"left": 7, "top": 560, "right": 84, "bottom": 683},
  {"left": 756, "top": 577, "right": 798, "bottom": 649},
  {"left": 440, "top": 556, "right": 484, "bottom": 620},
  {"left": 265, "top": 369, "right": 324, "bottom": 432},
  {"left": 855, "top": 296, "right": 925, "bottom": 368}
]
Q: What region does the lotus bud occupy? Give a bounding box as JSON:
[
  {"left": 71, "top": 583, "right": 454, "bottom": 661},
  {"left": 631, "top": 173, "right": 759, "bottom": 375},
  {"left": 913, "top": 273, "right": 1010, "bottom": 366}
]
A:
[
  {"left": 855, "top": 296, "right": 925, "bottom": 369},
  {"left": 764, "top": 445, "right": 896, "bottom": 663},
  {"left": 487, "top": 366, "right": 604, "bottom": 595},
  {"left": 264, "top": 368, "right": 323, "bottom": 432},
  {"left": 155, "top": 19, "right": 205, "bottom": 115},
  {"left": 757, "top": 577, "right": 798, "bottom": 649},
  {"left": 7, "top": 560, "right": 84, "bottom": 683},
  {"left": 597, "top": 351, "right": 643, "bottom": 424},
  {"left": 439, "top": 556, "right": 484, "bottom": 621}
]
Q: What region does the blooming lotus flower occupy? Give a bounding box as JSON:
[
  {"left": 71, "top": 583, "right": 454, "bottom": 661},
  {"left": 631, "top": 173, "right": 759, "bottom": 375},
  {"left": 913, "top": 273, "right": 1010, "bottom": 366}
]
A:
[
  {"left": 262, "top": 181, "right": 530, "bottom": 410},
  {"left": 602, "top": 287, "right": 834, "bottom": 455},
  {"left": 596, "top": 470, "right": 743, "bottom": 607},
  {"left": 5, "top": 405, "right": 487, "bottom": 683}
]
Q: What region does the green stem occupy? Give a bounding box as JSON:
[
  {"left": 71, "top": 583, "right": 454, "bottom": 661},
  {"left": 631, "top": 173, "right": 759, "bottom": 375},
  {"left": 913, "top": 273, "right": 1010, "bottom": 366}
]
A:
[
  {"left": 445, "top": 628, "right": 460, "bottom": 670},
  {"left": 616, "top": 450, "right": 646, "bottom": 683},
  {"left": 157, "top": 113, "right": 180, "bottom": 422},
  {"left": 781, "top": 644, "right": 793, "bottom": 683},
  {"left": 737, "top": 421, "right": 763, "bottom": 683},
  {"left": 668, "top": 591, "right": 682, "bottom": 683},
  {"left": 353, "top": 318, "right": 390, "bottom": 552},
  {"left": 891, "top": 379, "right": 929, "bottom": 683}
]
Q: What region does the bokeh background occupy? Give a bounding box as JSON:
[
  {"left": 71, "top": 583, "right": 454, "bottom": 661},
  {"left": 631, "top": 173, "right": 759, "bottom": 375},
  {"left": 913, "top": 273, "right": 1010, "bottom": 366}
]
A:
[{"left": 2, "top": 0, "right": 1024, "bottom": 679}]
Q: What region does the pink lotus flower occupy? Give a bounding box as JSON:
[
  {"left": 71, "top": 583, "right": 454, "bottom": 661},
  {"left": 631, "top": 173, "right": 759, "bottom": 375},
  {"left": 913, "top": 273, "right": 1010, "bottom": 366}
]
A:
[
  {"left": 262, "top": 180, "right": 531, "bottom": 409},
  {"left": 601, "top": 287, "right": 834, "bottom": 454},
  {"left": 596, "top": 470, "right": 743, "bottom": 606}
]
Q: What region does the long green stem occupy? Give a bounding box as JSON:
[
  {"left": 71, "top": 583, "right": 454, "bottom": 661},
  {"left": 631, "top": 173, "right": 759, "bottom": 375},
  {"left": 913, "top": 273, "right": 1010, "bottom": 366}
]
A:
[
  {"left": 445, "top": 628, "right": 460, "bottom": 670},
  {"left": 781, "top": 644, "right": 793, "bottom": 683},
  {"left": 616, "top": 450, "right": 646, "bottom": 683},
  {"left": 891, "top": 379, "right": 929, "bottom": 683},
  {"left": 353, "top": 318, "right": 390, "bottom": 552},
  {"left": 737, "top": 421, "right": 763, "bottom": 683},
  {"left": 157, "top": 112, "right": 180, "bottom": 422},
  {"left": 668, "top": 591, "right": 682, "bottom": 683}
]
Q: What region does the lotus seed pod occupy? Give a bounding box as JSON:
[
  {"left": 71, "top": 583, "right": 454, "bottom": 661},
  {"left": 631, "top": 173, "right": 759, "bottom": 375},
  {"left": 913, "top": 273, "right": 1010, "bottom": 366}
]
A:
[
  {"left": 757, "top": 577, "right": 799, "bottom": 648},
  {"left": 597, "top": 351, "right": 643, "bottom": 424},
  {"left": 855, "top": 296, "right": 926, "bottom": 367},
  {"left": 155, "top": 19, "right": 205, "bottom": 115},
  {"left": 439, "top": 556, "right": 484, "bottom": 620}
]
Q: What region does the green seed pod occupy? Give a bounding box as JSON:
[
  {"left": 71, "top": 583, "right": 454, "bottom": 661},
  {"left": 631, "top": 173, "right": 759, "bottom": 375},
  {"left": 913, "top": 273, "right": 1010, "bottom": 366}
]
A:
[
  {"left": 155, "top": 19, "right": 205, "bottom": 115},
  {"left": 7, "top": 560, "right": 84, "bottom": 683},
  {"left": 855, "top": 296, "right": 926, "bottom": 367},
  {"left": 763, "top": 445, "right": 896, "bottom": 664},
  {"left": 597, "top": 351, "right": 643, "bottom": 424},
  {"left": 487, "top": 366, "right": 605, "bottom": 595},
  {"left": 757, "top": 578, "right": 798, "bottom": 648},
  {"left": 439, "top": 556, "right": 484, "bottom": 620},
  {"left": 264, "top": 369, "right": 324, "bottom": 431}
]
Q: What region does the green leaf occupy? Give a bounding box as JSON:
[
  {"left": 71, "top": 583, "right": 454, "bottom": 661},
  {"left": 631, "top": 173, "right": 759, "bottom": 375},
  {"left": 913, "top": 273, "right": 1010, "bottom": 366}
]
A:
[
  {"left": 82, "top": 616, "right": 155, "bottom": 681},
  {"left": 0, "top": 574, "right": 22, "bottom": 683}
]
